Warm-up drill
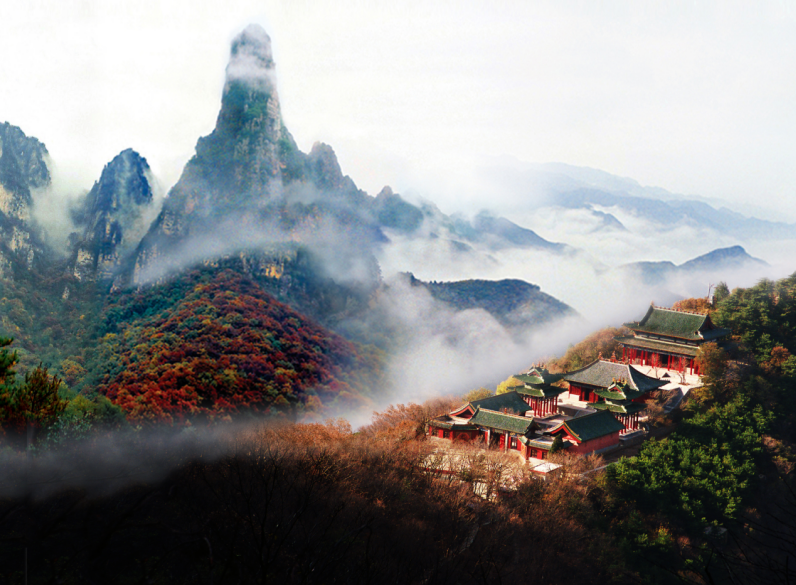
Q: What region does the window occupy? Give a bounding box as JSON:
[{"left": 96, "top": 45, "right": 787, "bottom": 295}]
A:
[
  {"left": 510, "top": 437, "right": 518, "bottom": 449},
  {"left": 442, "top": 430, "right": 450, "bottom": 439}
]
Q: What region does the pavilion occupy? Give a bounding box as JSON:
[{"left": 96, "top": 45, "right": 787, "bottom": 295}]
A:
[{"left": 615, "top": 304, "right": 731, "bottom": 375}]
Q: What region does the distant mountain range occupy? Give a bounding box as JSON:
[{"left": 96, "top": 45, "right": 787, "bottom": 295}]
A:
[
  {"left": 472, "top": 158, "right": 795, "bottom": 241},
  {"left": 613, "top": 245, "right": 768, "bottom": 286}
]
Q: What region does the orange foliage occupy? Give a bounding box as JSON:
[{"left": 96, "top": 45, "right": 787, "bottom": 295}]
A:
[
  {"left": 362, "top": 396, "right": 461, "bottom": 438},
  {"left": 671, "top": 297, "right": 712, "bottom": 314},
  {"left": 94, "top": 269, "right": 383, "bottom": 424}
]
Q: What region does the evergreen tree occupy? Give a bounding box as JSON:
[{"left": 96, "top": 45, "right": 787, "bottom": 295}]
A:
[{"left": 0, "top": 337, "right": 18, "bottom": 424}]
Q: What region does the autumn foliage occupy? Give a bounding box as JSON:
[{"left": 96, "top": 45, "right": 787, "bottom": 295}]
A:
[
  {"left": 671, "top": 297, "right": 713, "bottom": 314},
  {"left": 91, "top": 269, "right": 384, "bottom": 423}
]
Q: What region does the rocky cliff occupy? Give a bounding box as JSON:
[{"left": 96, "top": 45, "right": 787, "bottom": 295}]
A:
[
  {"left": 132, "top": 26, "right": 380, "bottom": 288},
  {"left": 69, "top": 149, "right": 157, "bottom": 283},
  {"left": 0, "top": 122, "right": 50, "bottom": 278}
]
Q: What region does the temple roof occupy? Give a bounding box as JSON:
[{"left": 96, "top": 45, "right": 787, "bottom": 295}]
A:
[
  {"left": 470, "top": 391, "right": 531, "bottom": 415},
  {"left": 550, "top": 410, "right": 626, "bottom": 443},
  {"left": 563, "top": 360, "right": 666, "bottom": 393},
  {"left": 515, "top": 384, "right": 568, "bottom": 398},
  {"left": 470, "top": 409, "right": 535, "bottom": 434},
  {"left": 592, "top": 401, "right": 646, "bottom": 415},
  {"left": 614, "top": 335, "right": 700, "bottom": 358},
  {"left": 624, "top": 305, "right": 731, "bottom": 341},
  {"left": 521, "top": 435, "right": 562, "bottom": 450},
  {"left": 594, "top": 381, "right": 646, "bottom": 402},
  {"left": 428, "top": 416, "right": 478, "bottom": 430},
  {"left": 515, "top": 367, "right": 564, "bottom": 386}
]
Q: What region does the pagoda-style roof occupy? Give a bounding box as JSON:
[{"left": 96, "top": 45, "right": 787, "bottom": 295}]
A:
[
  {"left": 592, "top": 401, "right": 646, "bottom": 415},
  {"left": 594, "top": 381, "right": 646, "bottom": 402},
  {"left": 515, "top": 384, "right": 568, "bottom": 399},
  {"left": 624, "top": 305, "right": 731, "bottom": 342},
  {"left": 549, "top": 410, "right": 625, "bottom": 443},
  {"left": 563, "top": 360, "right": 666, "bottom": 393},
  {"left": 428, "top": 415, "right": 479, "bottom": 430},
  {"left": 521, "top": 435, "right": 563, "bottom": 451},
  {"left": 614, "top": 335, "right": 699, "bottom": 358},
  {"left": 514, "top": 367, "right": 564, "bottom": 386},
  {"left": 470, "top": 409, "right": 534, "bottom": 435},
  {"left": 470, "top": 391, "right": 531, "bottom": 415}
]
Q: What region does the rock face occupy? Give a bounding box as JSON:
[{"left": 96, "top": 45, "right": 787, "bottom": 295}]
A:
[
  {"left": 0, "top": 122, "right": 50, "bottom": 277},
  {"left": 139, "top": 26, "right": 293, "bottom": 242},
  {"left": 131, "top": 25, "right": 385, "bottom": 293},
  {"left": 69, "top": 149, "right": 156, "bottom": 282}
]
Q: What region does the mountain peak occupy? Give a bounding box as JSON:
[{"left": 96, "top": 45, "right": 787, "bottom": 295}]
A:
[
  {"left": 225, "top": 24, "right": 276, "bottom": 94},
  {"left": 69, "top": 148, "right": 156, "bottom": 282}
]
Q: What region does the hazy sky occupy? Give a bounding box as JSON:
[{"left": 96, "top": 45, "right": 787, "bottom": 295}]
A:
[{"left": 2, "top": 0, "right": 795, "bottom": 219}]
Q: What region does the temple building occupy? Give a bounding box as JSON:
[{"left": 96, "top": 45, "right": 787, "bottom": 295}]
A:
[
  {"left": 513, "top": 367, "right": 567, "bottom": 417},
  {"left": 547, "top": 410, "right": 626, "bottom": 454},
  {"left": 427, "top": 392, "right": 532, "bottom": 445},
  {"left": 590, "top": 381, "right": 649, "bottom": 432},
  {"left": 614, "top": 304, "right": 731, "bottom": 375},
  {"left": 428, "top": 391, "right": 564, "bottom": 460},
  {"left": 563, "top": 359, "right": 666, "bottom": 410}
]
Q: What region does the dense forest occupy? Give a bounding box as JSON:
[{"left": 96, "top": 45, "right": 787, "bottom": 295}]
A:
[
  {"left": 0, "top": 263, "right": 385, "bottom": 432},
  {"left": 1, "top": 275, "right": 795, "bottom": 583}
]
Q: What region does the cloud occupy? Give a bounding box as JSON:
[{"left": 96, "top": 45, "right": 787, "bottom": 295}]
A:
[
  {"left": 224, "top": 24, "right": 278, "bottom": 94},
  {"left": 0, "top": 425, "right": 235, "bottom": 499},
  {"left": 30, "top": 157, "right": 88, "bottom": 253}
]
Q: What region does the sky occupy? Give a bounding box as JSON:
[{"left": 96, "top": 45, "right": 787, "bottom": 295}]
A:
[{"left": 2, "top": 0, "right": 796, "bottom": 220}]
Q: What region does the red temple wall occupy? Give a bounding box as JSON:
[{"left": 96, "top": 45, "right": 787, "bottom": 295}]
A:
[
  {"left": 454, "top": 430, "right": 478, "bottom": 442},
  {"left": 569, "top": 431, "right": 620, "bottom": 454}
]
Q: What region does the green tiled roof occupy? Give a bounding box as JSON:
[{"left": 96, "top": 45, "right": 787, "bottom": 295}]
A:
[
  {"left": 428, "top": 419, "right": 479, "bottom": 430},
  {"left": 595, "top": 389, "right": 629, "bottom": 401},
  {"left": 515, "top": 368, "right": 564, "bottom": 386},
  {"left": 554, "top": 410, "right": 626, "bottom": 442},
  {"left": 563, "top": 360, "right": 666, "bottom": 393},
  {"left": 523, "top": 436, "right": 560, "bottom": 450},
  {"left": 469, "top": 409, "right": 534, "bottom": 434},
  {"left": 614, "top": 335, "right": 700, "bottom": 358},
  {"left": 515, "top": 384, "right": 567, "bottom": 398},
  {"left": 592, "top": 401, "right": 646, "bottom": 415},
  {"left": 625, "top": 306, "right": 731, "bottom": 341},
  {"left": 594, "top": 382, "right": 645, "bottom": 401},
  {"left": 470, "top": 391, "right": 531, "bottom": 414}
]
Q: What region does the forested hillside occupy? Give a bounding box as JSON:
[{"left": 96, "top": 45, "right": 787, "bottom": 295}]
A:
[{"left": 88, "top": 268, "right": 383, "bottom": 423}]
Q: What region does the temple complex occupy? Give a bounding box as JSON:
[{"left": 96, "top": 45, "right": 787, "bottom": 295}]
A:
[
  {"left": 429, "top": 360, "right": 666, "bottom": 457},
  {"left": 428, "top": 303, "right": 729, "bottom": 463},
  {"left": 615, "top": 304, "right": 731, "bottom": 376}
]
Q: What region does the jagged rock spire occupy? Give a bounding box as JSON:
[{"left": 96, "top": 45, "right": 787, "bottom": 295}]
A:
[
  {"left": 0, "top": 122, "right": 50, "bottom": 277},
  {"left": 69, "top": 149, "right": 156, "bottom": 282},
  {"left": 224, "top": 24, "right": 276, "bottom": 94},
  {"left": 130, "top": 25, "right": 297, "bottom": 285}
]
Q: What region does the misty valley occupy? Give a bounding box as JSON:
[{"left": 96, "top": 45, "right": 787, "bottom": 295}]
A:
[{"left": 1, "top": 24, "right": 796, "bottom": 585}]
